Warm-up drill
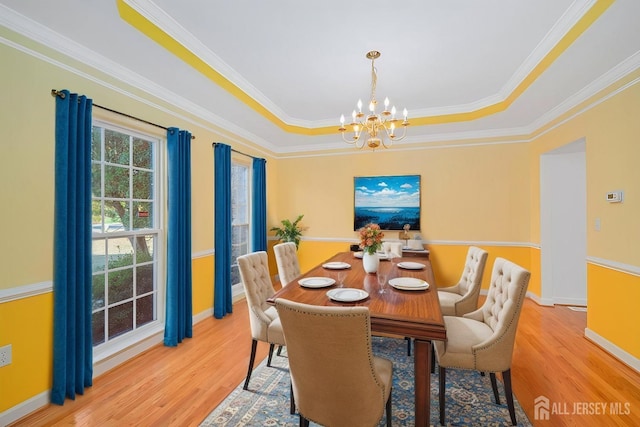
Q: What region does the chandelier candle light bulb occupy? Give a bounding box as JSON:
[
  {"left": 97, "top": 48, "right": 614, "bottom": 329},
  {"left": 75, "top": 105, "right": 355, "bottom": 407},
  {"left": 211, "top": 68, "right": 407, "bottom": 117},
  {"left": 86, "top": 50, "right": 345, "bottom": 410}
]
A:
[{"left": 339, "top": 50, "right": 410, "bottom": 150}]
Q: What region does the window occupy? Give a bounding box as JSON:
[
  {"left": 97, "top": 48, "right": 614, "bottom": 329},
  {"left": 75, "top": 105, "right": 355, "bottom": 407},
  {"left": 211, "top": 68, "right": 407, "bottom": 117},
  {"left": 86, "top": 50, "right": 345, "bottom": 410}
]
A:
[
  {"left": 231, "top": 160, "right": 251, "bottom": 286},
  {"left": 91, "top": 122, "right": 162, "bottom": 349}
]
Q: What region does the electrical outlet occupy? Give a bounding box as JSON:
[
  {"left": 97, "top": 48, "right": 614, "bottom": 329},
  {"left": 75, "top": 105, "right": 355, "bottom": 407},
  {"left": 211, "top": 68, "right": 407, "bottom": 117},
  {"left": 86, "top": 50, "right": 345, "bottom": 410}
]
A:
[{"left": 0, "top": 344, "right": 12, "bottom": 367}]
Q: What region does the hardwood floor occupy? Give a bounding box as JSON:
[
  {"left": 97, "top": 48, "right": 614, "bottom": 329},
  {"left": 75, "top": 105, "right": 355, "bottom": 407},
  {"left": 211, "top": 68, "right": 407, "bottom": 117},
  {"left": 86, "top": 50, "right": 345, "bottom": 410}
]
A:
[{"left": 11, "top": 298, "right": 640, "bottom": 426}]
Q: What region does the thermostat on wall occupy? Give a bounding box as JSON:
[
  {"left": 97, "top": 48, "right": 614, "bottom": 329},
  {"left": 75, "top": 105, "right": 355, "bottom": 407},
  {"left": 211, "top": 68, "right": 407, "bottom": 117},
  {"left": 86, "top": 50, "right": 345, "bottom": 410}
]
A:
[{"left": 606, "top": 191, "right": 623, "bottom": 203}]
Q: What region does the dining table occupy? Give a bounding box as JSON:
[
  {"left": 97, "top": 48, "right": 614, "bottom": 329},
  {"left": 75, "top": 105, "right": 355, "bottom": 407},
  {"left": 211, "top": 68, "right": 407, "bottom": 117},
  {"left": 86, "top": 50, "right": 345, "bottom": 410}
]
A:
[{"left": 268, "top": 250, "right": 446, "bottom": 427}]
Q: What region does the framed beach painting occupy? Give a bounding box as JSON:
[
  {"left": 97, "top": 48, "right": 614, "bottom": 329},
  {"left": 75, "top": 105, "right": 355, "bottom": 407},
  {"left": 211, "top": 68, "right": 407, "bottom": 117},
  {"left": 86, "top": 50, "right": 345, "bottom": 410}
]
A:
[{"left": 353, "top": 174, "right": 421, "bottom": 230}]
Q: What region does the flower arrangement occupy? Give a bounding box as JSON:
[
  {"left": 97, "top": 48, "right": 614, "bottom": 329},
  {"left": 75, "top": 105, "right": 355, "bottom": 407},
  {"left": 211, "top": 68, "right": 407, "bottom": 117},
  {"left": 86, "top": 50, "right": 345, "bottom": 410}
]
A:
[{"left": 359, "top": 223, "right": 384, "bottom": 255}]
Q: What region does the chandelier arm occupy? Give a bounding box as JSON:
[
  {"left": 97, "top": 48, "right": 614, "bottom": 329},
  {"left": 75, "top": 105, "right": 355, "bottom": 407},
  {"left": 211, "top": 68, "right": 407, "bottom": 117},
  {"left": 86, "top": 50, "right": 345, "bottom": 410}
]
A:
[{"left": 340, "top": 132, "right": 359, "bottom": 144}]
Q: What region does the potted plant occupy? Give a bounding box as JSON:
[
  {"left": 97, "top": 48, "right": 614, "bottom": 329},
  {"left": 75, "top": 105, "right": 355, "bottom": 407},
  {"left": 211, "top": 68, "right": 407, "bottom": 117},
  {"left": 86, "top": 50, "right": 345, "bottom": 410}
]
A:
[{"left": 270, "top": 214, "right": 305, "bottom": 249}]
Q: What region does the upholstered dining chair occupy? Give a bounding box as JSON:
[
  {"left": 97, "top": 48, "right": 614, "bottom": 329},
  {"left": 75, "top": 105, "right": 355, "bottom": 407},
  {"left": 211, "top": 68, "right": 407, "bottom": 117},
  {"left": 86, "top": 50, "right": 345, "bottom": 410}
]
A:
[
  {"left": 275, "top": 298, "right": 393, "bottom": 427},
  {"left": 237, "top": 251, "right": 286, "bottom": 390},
  {"left": 273, "top": 241, "right": 301, "bottom": 286},
  {"left": 434, "top": 257, "right": 531, "bottom": 426},
  {"left": 437, "top": 246, "right": 488, "bottom": 316},
  {"left": 382, "top": 241, "right": 403, "bottom": 257}
]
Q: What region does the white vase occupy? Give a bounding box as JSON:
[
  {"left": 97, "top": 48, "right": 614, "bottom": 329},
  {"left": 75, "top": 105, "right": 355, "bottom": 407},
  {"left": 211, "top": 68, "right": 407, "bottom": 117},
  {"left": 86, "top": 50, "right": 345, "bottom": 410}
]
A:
[{"left": 362, "top": 252, "right": 379, "bottom": 274}]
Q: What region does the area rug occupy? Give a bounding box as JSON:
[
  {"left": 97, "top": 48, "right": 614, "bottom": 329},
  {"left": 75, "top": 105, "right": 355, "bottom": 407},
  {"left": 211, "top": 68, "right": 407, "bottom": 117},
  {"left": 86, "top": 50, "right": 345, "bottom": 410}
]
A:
[{"left": 201, "top": 337, "right": 532, "bottom": 426}]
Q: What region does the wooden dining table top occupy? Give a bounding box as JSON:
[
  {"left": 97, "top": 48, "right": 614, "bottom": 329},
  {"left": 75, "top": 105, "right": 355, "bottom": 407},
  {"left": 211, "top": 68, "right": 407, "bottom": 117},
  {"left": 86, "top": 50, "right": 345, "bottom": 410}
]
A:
[{"left": 268, "top": 251, "right": 446, "bottom": 342}]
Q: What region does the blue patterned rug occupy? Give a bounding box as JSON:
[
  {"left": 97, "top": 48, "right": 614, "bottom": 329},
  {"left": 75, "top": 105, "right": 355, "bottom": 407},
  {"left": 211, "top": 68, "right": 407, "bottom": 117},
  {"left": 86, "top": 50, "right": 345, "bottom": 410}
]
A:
[{"left": 201, "top": 337, "right": 532, "bottom": 426}]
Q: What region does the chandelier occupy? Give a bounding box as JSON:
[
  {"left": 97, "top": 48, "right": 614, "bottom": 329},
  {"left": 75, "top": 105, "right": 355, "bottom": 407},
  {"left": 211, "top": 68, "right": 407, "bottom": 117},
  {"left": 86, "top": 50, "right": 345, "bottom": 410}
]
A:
[{"left": 339, "top": 50, "right": 409, "bottom": 150}]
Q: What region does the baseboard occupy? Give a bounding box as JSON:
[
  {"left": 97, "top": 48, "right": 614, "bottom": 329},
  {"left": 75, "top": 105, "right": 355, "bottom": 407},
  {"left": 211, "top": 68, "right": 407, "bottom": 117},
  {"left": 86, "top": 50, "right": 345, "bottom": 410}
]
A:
[
  {"left": 0, "top": 390, "right": 49, "bottom": 426},
  {"left": 584, "top": 328, "right": 640, "bottom": 373}
]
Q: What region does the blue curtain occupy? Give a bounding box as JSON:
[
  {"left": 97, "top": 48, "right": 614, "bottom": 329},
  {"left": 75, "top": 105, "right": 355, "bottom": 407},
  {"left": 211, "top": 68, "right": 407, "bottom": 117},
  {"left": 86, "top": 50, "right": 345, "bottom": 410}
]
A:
[
  {"left": 214, "top": 143, "right": 233, "bottom": 318},
  {"left": 251, "top": 158, "right": 267, "bottom": 251},
  {"left": 52, "top": 90, "right": 93, "bottom": 405},
  {"left": 164, "top": 128, "right": 193, "bottom": 346}
]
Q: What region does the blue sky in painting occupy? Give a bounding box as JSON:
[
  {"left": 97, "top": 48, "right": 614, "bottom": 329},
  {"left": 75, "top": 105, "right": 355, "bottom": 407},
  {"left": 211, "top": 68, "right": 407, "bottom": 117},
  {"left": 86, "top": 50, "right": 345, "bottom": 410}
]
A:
[{"left": 354, "top": 175, "right": 420, "bottom": 207}]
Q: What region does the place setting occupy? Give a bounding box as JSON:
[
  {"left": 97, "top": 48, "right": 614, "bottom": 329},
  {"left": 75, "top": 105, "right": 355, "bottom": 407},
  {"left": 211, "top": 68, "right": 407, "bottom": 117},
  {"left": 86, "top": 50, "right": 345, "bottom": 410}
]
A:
[
  {"left": 388, "top": 277, "right": 430, "bottom": 291},
  {"left": 322, "top": 261, "right": 351, "bottom": 270},
  {"left": 397, "top": 261, "right": 426, "bottom": 270}
]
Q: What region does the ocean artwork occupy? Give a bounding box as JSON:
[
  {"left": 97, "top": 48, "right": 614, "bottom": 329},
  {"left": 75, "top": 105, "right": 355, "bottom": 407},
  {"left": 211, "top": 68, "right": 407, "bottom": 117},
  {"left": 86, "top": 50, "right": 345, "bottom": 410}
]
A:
[{"left": 354, "top": 175, "right": 421, "bottom": 230}]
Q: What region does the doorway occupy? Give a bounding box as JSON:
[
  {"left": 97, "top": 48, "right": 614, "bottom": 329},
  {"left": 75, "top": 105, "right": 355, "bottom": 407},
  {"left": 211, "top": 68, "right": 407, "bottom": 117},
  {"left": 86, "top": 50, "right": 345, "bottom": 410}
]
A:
[{"left": 540, "top": 139, "right": 587, "bottom": 306}]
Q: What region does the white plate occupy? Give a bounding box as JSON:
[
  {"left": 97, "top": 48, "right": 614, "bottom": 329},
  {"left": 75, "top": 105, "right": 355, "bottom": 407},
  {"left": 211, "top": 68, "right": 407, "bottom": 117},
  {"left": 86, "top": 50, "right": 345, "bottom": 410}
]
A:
[
  {"left": 326, "top": 288, "right": 369, "bottom": 302},
  {"left": 398, "top": 261, "right": 426, "bottom": 270},
  {"left": 388, "top": 277, "right": 429, "bottom": 291},
  {"left": 353, "top": 251, "right": 363, "bottom": 258},
  {"left": 298, "top": 277, "right": 336, "bottom": 288},
  {"left": 322, "top": 262, "right": 351, "bottom": 270}
]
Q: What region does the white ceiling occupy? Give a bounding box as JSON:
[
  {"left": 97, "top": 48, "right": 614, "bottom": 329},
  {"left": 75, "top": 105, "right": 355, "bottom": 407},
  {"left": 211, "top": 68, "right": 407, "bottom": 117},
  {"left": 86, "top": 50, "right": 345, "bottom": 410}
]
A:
[{"left": 2, "top": 0, "right": 639, "bottom": 154}]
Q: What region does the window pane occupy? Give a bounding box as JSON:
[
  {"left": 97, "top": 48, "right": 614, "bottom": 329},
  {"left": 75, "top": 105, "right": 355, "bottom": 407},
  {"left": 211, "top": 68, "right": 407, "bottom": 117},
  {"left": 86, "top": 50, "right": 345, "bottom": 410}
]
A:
[
  {"left": 92, "top": 127, "right": 102, "bottom": 161},
  {"left": 92, "top": 239, "right": 106, "bottom": 272},
  {"left": 104, "top": 165, "right": 130, "bottom": 199},
  {"left": 133, "top": 169, "right": 153, "bottom": 200},
  {"left": 104, "top": 201, "right": 130, "bottom": 231},
  {"left": 136, "top": 294, "right": 155, "bottom": 327},
  {"left": 92, "top": 311, "right": 105, "bottom": 346},
  {"left": 105, "top": 129, "right": 130, "bottom": 165},
  {"left": 92, "top": 274, "right": 105, "bottom": 310},
  {"left": 133, "top": 138, "right": 152, "bottom": 169},
  {"left": 136, "top": 235, "right": 154, "bottom": 263},
  {"left": 91, "top": 164, "right": 102, "bottom": 197},
  {"left": 107, "top": 237, "right": 134, "bottom": 267},
  {"left": 136, "top": 264, "right": 154, "bottom": 295},
  {"left": 108, "top": 268, "right": 133, "bottom": 304},
  {"left": 132, "top": 202, "right": 153, "bottom": 230},
  {"left": 92, "top": 200, "right": 103, "bottom": 234},
  {"left": 108, "top": 302, "right": 133, "bottom": 339}
]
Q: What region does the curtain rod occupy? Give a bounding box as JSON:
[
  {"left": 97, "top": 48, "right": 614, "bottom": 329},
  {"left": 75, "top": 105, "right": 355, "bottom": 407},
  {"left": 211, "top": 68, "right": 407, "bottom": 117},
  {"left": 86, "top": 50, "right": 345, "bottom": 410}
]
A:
[
  {"left": 51, "top": 89, "right": 195, "bottom": 139},
  {"left": 212, "top": 142, "right": 264, "bottom": 161}
]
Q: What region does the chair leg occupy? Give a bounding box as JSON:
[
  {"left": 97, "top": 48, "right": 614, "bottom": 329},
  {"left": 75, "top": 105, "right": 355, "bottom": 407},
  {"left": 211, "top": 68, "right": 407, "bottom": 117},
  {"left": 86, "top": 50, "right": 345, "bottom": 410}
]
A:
[
  {"left": 267, "top": 343, "right": 275, "bottom": 367},
  {"left": 405, "top": 337, "right": 412, "bottom": 356},
  {"left": 290, "top": 382, "right": 296, "bottom": 414},
  {"left": 439, "top": 366, "right": 446, "bottom": 426},
  {"left": 299, "top": 415, "right": 309, "bottom": 427},
  {"left": 386, "top": 388, "right": 392, "bottom": 427},
  {"left": 277, "top": 345, "right": 283, "bottom": 356},
  {"left": 431, "top": 342, "right": 436, "bottom": 374},
  {"left": 243, "top": 339, "right": 258, "bottom": 390},
  {"left": 503, "top": 369, "right": 518, "bottom": 426},
  {"left": 490, "top": 372, "right": 501, "bottom": 405}
]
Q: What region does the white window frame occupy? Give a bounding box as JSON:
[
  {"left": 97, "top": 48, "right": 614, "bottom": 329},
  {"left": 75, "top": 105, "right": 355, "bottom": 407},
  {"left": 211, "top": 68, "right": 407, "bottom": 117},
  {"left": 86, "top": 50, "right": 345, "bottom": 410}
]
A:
[
  {"left": 91, "top": 118, "right": 166, "bottom": 364},
  {"left": 231, "top": 156, "right": 252, "bottom": 295}
]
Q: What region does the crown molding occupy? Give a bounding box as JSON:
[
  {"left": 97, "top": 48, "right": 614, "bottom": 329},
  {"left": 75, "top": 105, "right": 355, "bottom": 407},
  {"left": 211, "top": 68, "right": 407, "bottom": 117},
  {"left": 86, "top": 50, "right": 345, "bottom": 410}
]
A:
[{"left": 2, "top": 2, "right": 634, "bottom": 156}]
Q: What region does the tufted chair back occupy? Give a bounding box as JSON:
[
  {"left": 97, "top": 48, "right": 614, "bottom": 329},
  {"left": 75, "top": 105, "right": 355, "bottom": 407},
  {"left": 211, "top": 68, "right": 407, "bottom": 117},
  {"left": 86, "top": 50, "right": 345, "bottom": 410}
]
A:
[
  {"left": 237, "top": 251, "right": 283, "bottom": 344},
  {"left": 458, "top": 246, "right": 488, "bottom": 296},
  {"left": 440, "top": 257, "right": 530, "bottom": 372},
  {"left": 437, "top": 246, "right": 488, "bottom": 316},
  {"left": 434, "top": 257, "right": 530, "bottom": 425},
  {"left": 273, "top": 242, "right": 301, "bottom": 285},
  {"left": 275, "top": 298, "right": 393, "bottom": 427},
  {"left": 473, "top": 258, "right": 530, "bottom": 366},
  {"left": 382, "top": 241, "right": 403, "bottom": 257}
]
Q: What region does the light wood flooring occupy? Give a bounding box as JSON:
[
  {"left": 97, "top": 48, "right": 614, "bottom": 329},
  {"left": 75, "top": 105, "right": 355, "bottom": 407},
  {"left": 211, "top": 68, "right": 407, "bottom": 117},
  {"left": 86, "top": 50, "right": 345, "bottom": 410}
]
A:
[{"left": 11, "top": 298, "right": 640, "bottom": 426}]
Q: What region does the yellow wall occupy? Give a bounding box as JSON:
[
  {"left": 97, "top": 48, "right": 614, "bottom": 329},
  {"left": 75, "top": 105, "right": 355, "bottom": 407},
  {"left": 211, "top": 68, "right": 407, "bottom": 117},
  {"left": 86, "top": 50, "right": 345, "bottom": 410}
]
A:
[
  {"left": 587, "top": 263, "right": 640, "bottom": 357},
  {"left": 273, "top": 142, "right": 530, "bottom": 242},
  {"left": 1, "top": 23, "right": 639, "bottom": 417}
]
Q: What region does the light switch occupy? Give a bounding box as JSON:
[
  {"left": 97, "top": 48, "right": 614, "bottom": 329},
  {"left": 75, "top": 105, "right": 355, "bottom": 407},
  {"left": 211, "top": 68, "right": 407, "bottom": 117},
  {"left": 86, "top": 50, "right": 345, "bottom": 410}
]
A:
[{"left": 595, "top": 218, "right": 601, "bottom": 231}]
